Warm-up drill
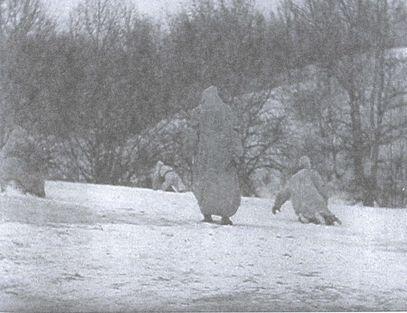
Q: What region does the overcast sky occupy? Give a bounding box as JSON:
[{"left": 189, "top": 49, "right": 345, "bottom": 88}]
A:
[{"left": 44, "top": 0, "right": 280, "bottom": 21}]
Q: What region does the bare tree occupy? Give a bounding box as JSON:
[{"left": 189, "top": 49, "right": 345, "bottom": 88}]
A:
[
  {"left": 0, "top": 0, "right": 54, "bottom": 145},
  {"left": 279, "top": 0, "right": 407, "bottom": 206},
  {"left": 45, "top": 0, "right": 170, "bottom": 184}
]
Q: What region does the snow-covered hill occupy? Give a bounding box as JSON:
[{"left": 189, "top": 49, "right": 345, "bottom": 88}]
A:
[{"left": 0, "top": 181, "right": 406, "bottom": 311}]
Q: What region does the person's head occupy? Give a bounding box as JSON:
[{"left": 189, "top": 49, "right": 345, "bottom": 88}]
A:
[
  {"left": 201, "top": 86, "right": 221, "bottom": 107},
  {"left": 298, "top": 156, "right": 311, "bottom": 170}
]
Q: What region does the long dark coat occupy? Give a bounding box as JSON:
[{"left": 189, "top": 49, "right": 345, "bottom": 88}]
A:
[{"left": 190, "top": 86, "right": 243, "bottom": 217}]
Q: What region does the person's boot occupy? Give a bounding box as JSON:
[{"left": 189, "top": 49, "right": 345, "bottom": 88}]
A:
[
  {"left": 221, "top": 217, "right": 233, "bottom": 225},
  {"left": 298, "top": 214, "right": 310, "bottom": 224},
  {"left": 314, "top": 213, "right": 325, "bottom": 225},
  {"left": 334, "top": 215, "right": 342, "bottom": 225},
  {"left": 328, "top": 214, "right": 342, "bottom": 225},
  {"left": 202, "top": 214, "right": 213, "bottom": 223},
  {"left": 322, "top": 213, "right": 337, "bottom": 226}
]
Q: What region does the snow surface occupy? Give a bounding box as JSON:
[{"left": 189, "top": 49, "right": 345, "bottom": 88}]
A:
[{"left": 0, "top": 181, "right": 406, "bottom": 312}]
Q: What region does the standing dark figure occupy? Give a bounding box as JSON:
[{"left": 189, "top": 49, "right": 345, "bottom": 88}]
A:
[{"left": 190, "top": 86, "right": 243, "bottom": 225}]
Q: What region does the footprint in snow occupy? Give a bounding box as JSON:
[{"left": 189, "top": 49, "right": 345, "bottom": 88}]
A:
[
  {"left": 63, "top": 273, "right": 85, "bottom": 281},
  {"left": 155, "top": 276, "right": 171, "bottom": 282},
  {"left": 243, "top": 278, "right": 258, "bottom": 284},
  {"left": 297, "top": 271, "right": 320, "bottom": 277}
]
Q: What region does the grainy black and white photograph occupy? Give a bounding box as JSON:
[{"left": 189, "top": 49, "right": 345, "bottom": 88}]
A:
[{"left": 0, "top": 0, "right": 406, "bottom": 311}]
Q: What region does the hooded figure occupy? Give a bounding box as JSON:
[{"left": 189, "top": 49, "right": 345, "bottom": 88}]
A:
[
  {"left": 0, "top": 127, "right": 45, "bottom": 197},
  {"left": 190, "top": 86, "right": 243, "bottom": 225},
  {"left": 272, "top": 156, "right": 341, "bottom": 225},
  {"left": 151, "top": 161, "right": 186, "bottom": 192}
]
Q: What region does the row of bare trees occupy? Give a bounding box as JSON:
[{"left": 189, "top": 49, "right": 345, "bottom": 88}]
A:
[
  {"left": 0, "top": 0, "right": 406, "bottom": 206},
  {"left": 1, "top": 0, "right": 171, "bottom": 184},
  {"left": 276, "top": 0, "right": 407, "bottom": 206}
]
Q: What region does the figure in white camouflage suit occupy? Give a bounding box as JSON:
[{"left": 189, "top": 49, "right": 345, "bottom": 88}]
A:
[
  {"left": 272, "top": 156, "right": 341, "bottom": 225},
  {"left": 189, "top": 86, "right": 243, "bottom": 225},
  {"left": 0, "top": 126, "right": 46, "bottom": 197},
  {"left": 151, "top": 161, "right": 186, "bottom": 193}
]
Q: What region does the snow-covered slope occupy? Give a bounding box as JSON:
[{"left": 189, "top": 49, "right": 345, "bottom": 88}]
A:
[{"left": 0, "top": 181, "right": 406, "bottom": 311}]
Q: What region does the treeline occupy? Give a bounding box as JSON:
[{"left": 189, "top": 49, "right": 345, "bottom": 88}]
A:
[{"left": 0, "top": 0, "right": 406, "bottom": 207}]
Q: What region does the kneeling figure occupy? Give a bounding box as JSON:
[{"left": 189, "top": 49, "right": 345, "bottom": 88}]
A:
[{"left": 272, "top": 156, "right": 341, "bottom": 225}]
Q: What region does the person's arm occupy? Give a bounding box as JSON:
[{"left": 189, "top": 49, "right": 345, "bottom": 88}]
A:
[
  {"left": 230, "top": 111, "right": 243, "bottom": 165},
  {"left": 184, "top": 108, "right": 200, "bottom": 160},
  {"left": 231, "top": 132, "right": 243, "bottom": 165},
  {"left": 311, "top": 171, "right": 329, "bottom": 202},
  {"left": 151, "top": 162, "right": 163, "bottom": 190},
  {"left": 272, "top": 187, "right": 291, "bottom": 214}
]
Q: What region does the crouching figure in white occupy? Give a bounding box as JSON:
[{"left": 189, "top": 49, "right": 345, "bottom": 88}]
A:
[
  {"left": 151, "top": 161, "right": 186, "bottom": 193},
  {"left": 272, "top": 156, "right": 341, "bottom": 225}
]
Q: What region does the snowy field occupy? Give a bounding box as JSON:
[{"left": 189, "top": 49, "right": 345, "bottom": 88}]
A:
[{"left": 0, "top": 181, "right": 406, "bottom": 312}]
